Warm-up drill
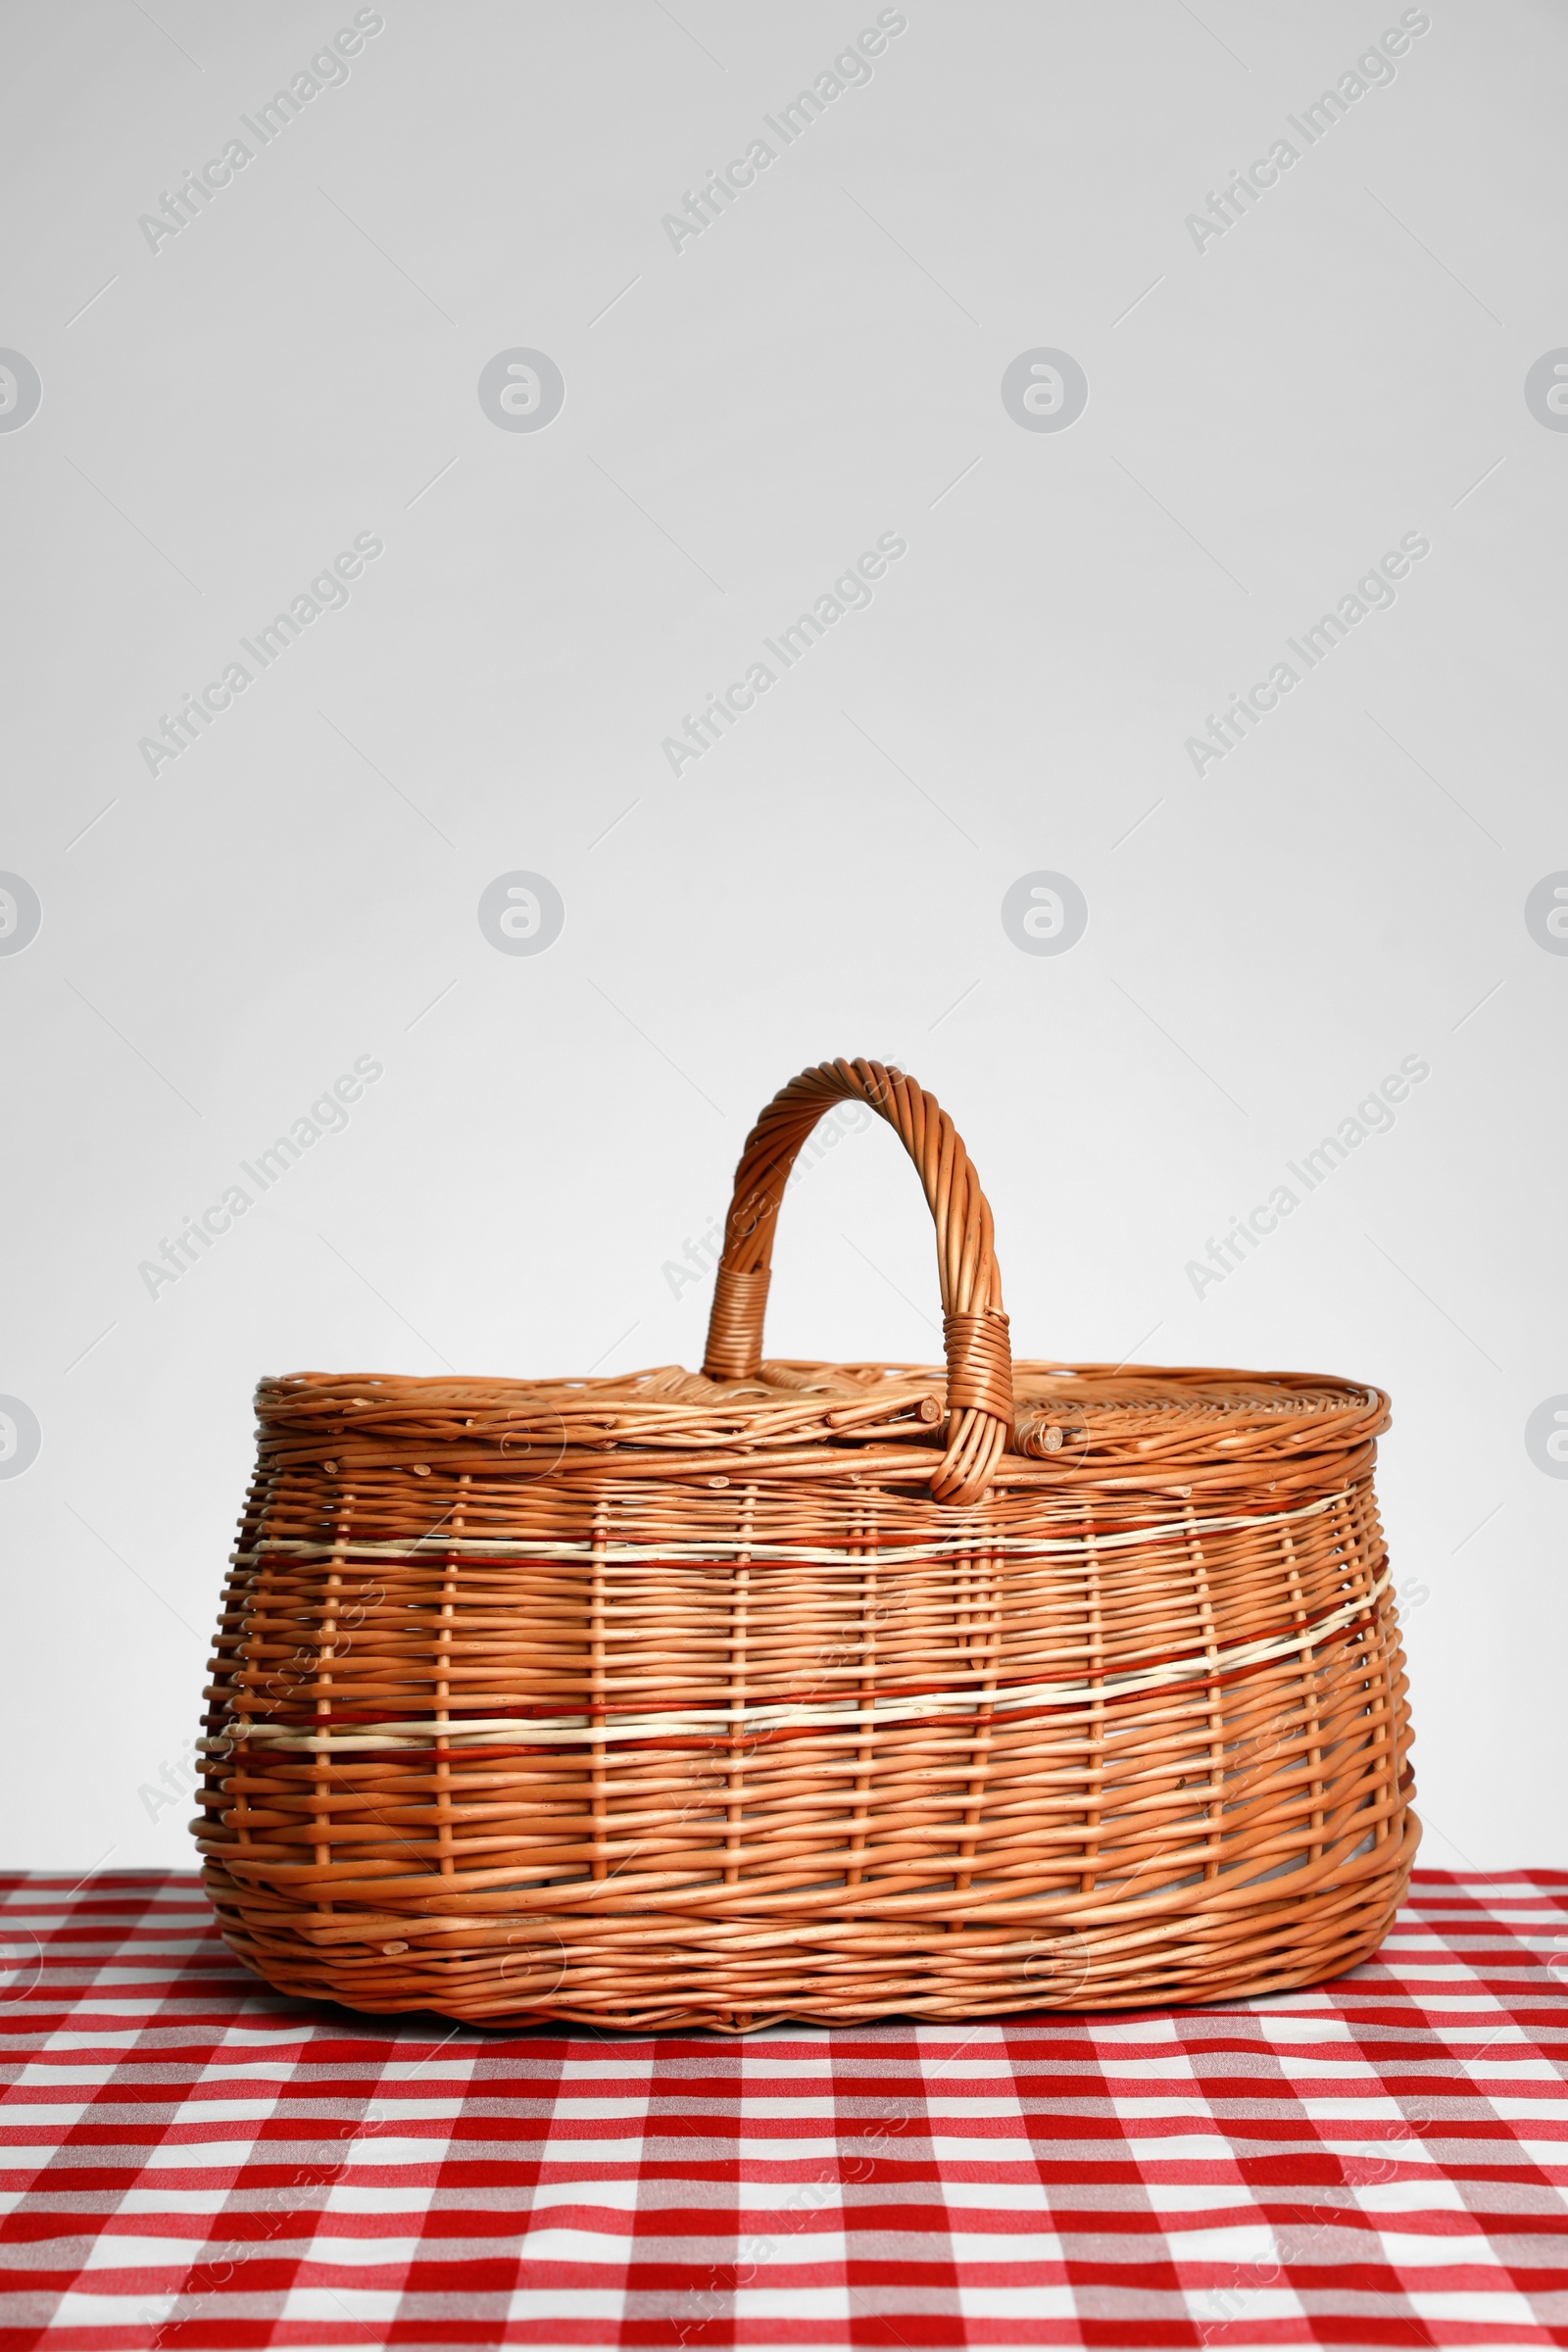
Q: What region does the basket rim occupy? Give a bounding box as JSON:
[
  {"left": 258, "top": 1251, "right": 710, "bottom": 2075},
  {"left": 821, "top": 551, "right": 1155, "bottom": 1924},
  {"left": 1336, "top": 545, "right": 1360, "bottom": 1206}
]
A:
[
  {"left": 255, "top": 1356, "right": 1387, "bottom": 1409},
  {"left": 247, "top": 1358, "right": 1392, "bottom": 1489}
]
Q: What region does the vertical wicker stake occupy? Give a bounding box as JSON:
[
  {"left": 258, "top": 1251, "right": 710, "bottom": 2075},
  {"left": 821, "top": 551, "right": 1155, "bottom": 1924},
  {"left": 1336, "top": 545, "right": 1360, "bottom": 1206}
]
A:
[{"left": 196, "top": 1058, "right": 1417, "bottom": 2031}]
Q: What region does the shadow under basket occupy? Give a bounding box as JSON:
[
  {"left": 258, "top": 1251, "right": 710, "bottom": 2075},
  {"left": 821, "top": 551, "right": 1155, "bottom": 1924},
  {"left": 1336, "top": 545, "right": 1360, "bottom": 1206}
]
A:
[{"left": 196, "top": 1058, "right": 1417, "bottom": 2033}]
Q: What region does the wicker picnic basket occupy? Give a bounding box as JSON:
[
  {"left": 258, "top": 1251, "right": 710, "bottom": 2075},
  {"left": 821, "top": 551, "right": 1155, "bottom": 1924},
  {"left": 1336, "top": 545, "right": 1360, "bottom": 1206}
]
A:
[{"left": 196, "top": 1057, "right": 1417, "bottom": 2032}]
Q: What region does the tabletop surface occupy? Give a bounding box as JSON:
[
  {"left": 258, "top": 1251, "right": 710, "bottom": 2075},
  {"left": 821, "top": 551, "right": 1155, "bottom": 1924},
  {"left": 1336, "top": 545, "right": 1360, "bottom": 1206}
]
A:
[{"left": 0, "top": 1869, "right": 1564, "bottom": 2350}]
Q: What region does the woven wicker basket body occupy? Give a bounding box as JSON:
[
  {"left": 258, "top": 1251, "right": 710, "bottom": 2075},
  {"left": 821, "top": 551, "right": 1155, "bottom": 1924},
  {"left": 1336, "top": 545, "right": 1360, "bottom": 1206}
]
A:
[{"left": 197, "top": 1060, "right": 1417, "bottom": 2031}]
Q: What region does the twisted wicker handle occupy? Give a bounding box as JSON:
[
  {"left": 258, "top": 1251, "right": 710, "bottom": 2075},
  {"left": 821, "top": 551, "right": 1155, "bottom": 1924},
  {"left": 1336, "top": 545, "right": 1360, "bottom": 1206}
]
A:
[{"left": 702, "top": 1058, "right": 1012, "bottom": 1504}]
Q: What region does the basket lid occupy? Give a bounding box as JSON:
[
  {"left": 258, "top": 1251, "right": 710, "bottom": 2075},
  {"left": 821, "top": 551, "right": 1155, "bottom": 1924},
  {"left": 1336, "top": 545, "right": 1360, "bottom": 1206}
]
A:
[{"left": 254, "top": 1356, "right": 1389, "bottom": 1501}]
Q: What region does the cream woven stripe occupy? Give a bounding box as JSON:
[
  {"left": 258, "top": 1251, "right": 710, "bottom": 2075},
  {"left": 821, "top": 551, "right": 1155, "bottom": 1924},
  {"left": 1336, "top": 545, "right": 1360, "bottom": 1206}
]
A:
[
  {"left": 231, "top": 1488, "right": 1356, "bottom": 1573},
  {"left": 220, "top": 1566, "right": 1390, "bottom": 1755}
]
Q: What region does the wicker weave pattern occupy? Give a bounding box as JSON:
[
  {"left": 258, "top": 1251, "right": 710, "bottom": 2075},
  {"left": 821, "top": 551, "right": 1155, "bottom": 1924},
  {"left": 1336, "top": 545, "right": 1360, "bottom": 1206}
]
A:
[{"left": 195, "top": 1061, "right": 1416, "bottom": 2032}]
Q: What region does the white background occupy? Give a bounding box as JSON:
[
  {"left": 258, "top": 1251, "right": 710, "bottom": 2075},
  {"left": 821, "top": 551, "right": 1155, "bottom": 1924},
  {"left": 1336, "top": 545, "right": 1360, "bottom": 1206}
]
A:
[{"left": 1, "top": 0, "right": 1562, "bottom": 1873}]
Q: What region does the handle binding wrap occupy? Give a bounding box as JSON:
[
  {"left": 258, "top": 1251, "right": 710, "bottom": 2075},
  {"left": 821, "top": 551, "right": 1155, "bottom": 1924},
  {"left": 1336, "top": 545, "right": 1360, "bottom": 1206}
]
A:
[{"left": 704, "top": 1265, "right": 772, "bottom": 1383}]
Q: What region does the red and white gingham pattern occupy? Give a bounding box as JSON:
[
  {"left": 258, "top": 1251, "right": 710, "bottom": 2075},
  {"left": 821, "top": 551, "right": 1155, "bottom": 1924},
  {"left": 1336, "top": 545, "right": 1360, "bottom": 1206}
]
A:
[{"left": 0, "top": 1870, "right": 1565, "bottom": 2350}]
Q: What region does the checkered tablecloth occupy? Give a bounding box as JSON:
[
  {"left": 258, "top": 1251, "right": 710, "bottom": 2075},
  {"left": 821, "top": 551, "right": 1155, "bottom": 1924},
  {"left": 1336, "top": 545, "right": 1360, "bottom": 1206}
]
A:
[{"left": 1, "top": 1871, "right": 1565, "bottom": 2350}]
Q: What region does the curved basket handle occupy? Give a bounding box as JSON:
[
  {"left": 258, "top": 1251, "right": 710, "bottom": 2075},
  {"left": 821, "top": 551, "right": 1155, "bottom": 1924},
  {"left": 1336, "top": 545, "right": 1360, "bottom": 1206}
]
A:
[{"left": 702, "top": 1058, "right": 1012, "bottom": 1504}]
